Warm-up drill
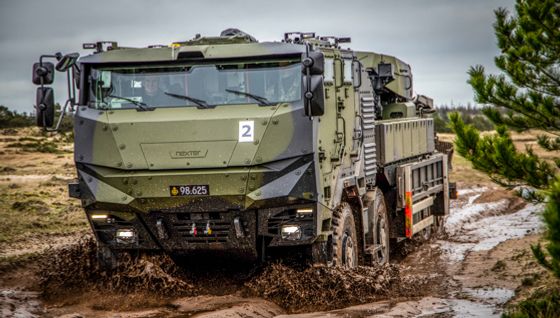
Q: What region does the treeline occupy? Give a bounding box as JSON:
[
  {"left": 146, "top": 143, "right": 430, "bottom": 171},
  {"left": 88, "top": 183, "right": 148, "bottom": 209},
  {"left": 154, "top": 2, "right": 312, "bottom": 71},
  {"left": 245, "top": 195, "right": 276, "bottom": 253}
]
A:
[
  {"left": 0, "top": 104, "right": 73, "bottom": 132},
  {"left": 2, "top": 103, "right": 492, "bottom": 134},
  {"left": 0, "top": 105, "right": 35, "bottom": 128},
  {"left": 431, "top": 104, "right": 494, "bottom": 133}
]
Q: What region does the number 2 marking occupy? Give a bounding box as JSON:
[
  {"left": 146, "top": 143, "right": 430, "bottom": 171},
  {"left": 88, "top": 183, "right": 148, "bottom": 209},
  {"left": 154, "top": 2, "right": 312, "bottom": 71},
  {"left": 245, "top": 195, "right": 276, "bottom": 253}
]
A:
[
  {"left": 239, "top": 120, "right": 254, "bottom": 142},
  {"left": 241, "top": 125, "right": 251, "bottom": 137}
]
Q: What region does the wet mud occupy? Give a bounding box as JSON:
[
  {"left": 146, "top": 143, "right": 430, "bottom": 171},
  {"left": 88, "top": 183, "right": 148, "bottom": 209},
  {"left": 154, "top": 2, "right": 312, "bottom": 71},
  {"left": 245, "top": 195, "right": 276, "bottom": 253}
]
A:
[
  {"left": 246, "top": 263, "right": 436, "bottom": 313},
  {"left": 37, "top": 238, "right": 437, "bottom": 314},
  {"left": 39, "top": 238, "right": 196, "bottom": 300},
  {"left": 0, "top": 185, "right": 546, "bottom": 317}
]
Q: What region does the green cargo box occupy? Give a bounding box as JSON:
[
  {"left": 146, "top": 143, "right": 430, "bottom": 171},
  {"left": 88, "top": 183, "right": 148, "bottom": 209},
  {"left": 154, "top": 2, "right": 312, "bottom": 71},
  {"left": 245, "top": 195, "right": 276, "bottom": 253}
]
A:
[{"left": 374, "top": 118, "right": 435, "bottom": 165}]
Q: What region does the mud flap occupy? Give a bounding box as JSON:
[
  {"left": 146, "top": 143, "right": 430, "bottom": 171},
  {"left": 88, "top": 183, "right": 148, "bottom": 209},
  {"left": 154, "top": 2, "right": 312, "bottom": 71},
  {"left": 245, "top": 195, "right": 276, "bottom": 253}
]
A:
[
  {"left": 310, "top": 238, "right": 332, "bottom": 265},
  {"left": 449, "top": 182, "right": 458, "bottom": 200}
]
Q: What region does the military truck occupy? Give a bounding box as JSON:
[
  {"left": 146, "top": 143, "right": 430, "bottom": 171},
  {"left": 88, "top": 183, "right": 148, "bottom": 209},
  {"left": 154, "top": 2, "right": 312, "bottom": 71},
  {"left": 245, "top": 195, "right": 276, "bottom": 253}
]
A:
[{"left": 32, "top": 29, "right": 453, "bottom": 268}]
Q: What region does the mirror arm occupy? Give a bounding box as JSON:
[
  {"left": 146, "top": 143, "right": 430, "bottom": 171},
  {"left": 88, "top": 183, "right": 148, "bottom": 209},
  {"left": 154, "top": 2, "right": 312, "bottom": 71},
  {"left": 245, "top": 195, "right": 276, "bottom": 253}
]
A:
[
  {"left": 38, "top": 54, "right": 58, "bottom": 88},
  {"left": 42, "top": 63, "right": 76, "bottom": 132},
  {"left": 66, "top": 68, "right": 76, "bottom": 112},
  {"left": 44, "top": 98, "right": 71, "bottom": 132}
]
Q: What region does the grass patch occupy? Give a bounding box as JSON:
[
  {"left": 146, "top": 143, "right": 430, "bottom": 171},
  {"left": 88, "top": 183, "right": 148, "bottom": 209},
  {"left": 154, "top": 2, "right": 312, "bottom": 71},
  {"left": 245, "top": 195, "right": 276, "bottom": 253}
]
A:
[
  {"left": 450, "top": 154, "right": 493, "bottom": 185},
  {"left": 0, "top": 166, "right": 16, "bottom": 173},
  {"left": 7, "top": 139, "right": 65, "bottom": 154},
  {"left": 492, "top": 260, "right": 507, "bottom": 272},
  {"left": 0, "top": 190, "right": 87, "bottom": 244},
  {"left": 521, "top": 274, "right": 539, "bottom": 287},
  {"left": 503, "top": 287, "right": 560, "bottom": 318},
  {"left": 0, "top": 252, "right": 39, "bottom": 273}
]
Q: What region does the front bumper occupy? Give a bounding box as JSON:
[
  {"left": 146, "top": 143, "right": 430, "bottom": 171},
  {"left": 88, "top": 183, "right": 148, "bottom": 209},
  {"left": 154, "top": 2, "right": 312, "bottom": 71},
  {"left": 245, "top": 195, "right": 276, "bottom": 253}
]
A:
[
  {"left": 85, "top": 203, "right": 317, "bottom": 257},
  {"left": 73, "top": 154, "right": 320, "bottom": 256}
]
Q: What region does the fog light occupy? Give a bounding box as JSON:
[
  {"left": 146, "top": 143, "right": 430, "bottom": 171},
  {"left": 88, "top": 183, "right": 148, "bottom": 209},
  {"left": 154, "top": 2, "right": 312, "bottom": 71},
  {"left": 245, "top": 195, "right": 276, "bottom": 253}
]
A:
[
  {"left": 115, "top": 228, "right": 137, "bottom": 244},
  {"left": 91, "top": 214, "right": 108, "bottom": 220},
  {"left": 281, "top": 224, "right": 302, "bottom": 240}
]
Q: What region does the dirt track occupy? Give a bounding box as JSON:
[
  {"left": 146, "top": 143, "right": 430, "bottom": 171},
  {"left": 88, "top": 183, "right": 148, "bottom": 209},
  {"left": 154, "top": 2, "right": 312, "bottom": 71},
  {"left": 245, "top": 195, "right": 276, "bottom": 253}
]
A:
[
  {"left": 0, "top": 129, "right": 548, "bottom": 317},
  {"left": 0, "top": 185, "right": 545, "bottom": 318}
]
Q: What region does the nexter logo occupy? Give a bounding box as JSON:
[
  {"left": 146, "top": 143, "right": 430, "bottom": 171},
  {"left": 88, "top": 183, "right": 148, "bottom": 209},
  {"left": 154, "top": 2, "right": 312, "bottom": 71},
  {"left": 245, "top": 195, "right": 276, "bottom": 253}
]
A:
[{"left": 170, "top": 150, "right": 208, "bottom": 158}]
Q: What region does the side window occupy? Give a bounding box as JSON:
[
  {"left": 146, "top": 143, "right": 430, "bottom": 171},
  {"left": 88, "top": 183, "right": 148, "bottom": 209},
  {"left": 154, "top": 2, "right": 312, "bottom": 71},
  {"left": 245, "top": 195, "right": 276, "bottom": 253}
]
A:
[
  {"left": 352, "top": 60, "right": 362, "bottom": 88},
  {"left": 324, "top": 58, "right": 334, "bottom": 84},
  {"left": 343, "top": 58, "right": 353, "bottom": 84}
]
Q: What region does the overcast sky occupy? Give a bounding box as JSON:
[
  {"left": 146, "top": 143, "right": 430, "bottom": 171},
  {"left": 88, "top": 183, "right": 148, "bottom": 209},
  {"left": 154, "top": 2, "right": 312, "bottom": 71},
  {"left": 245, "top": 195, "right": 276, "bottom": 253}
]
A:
[{"left": 0, "top": 0, "right": 514, "bottom": 113}]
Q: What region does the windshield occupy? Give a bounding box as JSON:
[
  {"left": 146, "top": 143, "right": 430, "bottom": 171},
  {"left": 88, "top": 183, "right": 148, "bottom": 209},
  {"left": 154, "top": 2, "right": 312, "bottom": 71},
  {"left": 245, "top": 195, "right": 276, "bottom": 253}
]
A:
[{"left": 88, "top": 60, "right": 302, "bottom": 109}]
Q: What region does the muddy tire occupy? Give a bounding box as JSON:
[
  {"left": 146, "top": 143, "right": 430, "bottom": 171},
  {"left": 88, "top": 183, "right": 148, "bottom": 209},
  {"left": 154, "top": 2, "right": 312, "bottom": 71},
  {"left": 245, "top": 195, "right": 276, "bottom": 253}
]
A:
[
  {"left": 97, "top": 244, "right": 118, "bottom": 270},
  {"left": 331, "top": 202, "right": 358, "bottom": 269},
  {"left": 420, "top": 226, "right": 432, "bottom": 241},
  {"left": 369, "top": 188, "right": 390, "bottom": 265},
  {"left": 432, "top": 215, "right": 446, "bottom": 236}
]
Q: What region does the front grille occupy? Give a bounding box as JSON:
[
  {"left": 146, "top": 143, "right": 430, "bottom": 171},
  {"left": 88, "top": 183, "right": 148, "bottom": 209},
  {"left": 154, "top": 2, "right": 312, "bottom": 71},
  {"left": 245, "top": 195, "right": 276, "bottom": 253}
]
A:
[
  {"left": 143, "top": 211, "right": 243, "bottom": 244},
  {"left": 171, "top": 212, "right": 231, "bottom": 243}
]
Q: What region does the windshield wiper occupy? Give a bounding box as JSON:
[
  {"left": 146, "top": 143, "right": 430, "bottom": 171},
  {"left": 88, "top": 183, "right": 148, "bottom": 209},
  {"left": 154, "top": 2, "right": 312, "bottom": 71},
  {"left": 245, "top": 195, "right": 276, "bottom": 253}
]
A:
[
  {"left": 225, "top": 89, "right": 272, "bottom": 106},
  {"left": 164, "top": 92, "right": 210, "bottom": 109},
  {"left": 108, "top": 95, "right": 153, "bottom": 111}
]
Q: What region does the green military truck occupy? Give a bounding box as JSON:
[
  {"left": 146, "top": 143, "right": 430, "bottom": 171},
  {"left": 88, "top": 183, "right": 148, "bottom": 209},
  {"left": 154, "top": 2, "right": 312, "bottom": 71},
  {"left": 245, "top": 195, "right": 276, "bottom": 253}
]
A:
[{"left": 32, "top": 29, "right": 452, "bottom": 268}]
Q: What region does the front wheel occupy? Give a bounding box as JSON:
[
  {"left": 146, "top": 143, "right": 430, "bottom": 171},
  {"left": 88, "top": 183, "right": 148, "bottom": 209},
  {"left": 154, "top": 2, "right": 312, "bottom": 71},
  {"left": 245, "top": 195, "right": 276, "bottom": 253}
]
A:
[
  {"left": 331, "top": 202, "right": 358, "bottom": 269},
  {"left": 97, "top": 244, "right": 118, "bottom": 270}
]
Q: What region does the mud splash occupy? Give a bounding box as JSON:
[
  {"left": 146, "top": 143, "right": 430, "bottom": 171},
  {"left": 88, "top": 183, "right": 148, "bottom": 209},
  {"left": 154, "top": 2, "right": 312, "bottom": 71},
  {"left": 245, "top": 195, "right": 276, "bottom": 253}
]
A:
[
  {"left": 39, "top": 238, "right": 196, "bottom": 300},
  {"left": 246, "top": 263, "right": 434, "bottom": 313},
  {"left": 37, "top": 238, "right": 437, "bottom": 314}
]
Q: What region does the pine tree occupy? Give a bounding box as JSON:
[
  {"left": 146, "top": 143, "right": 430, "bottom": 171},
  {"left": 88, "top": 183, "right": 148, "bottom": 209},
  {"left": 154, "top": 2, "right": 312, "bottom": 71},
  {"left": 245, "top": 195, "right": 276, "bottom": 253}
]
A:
[{"left": 450, "top": 0, "right": 560, "bottom": 278}]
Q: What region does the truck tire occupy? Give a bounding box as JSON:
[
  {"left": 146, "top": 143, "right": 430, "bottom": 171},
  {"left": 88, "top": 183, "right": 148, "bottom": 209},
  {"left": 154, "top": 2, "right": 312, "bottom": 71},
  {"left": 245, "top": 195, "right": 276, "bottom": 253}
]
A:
[
  {"left": 432, "top": 215, "right": 446, "bottom": 236},
  {"left": 331, "top": 202, "right": 358, "bottom": 269},
  {"left": 369, "top": 189, "right": 389, "bottom": 265},
  {"left": 97, "top": 244, "right": 118, "bottom": 270}
]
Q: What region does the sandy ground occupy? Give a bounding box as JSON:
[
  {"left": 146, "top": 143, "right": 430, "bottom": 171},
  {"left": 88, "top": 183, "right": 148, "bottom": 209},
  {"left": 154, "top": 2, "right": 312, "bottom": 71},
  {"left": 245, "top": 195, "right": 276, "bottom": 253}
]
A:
[{"left": 0, "top": 128, "right": 550, "bottom": 318}]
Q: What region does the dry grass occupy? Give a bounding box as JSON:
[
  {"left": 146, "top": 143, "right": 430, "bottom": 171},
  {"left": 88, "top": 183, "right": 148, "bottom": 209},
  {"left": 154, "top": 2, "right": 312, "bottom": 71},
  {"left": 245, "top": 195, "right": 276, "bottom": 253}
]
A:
[
  {"left": 0, "top": 128, "right": 87, "bottom": 265},
  {"left": 438, "top": 130, "right": 559, "bottom": 186}
]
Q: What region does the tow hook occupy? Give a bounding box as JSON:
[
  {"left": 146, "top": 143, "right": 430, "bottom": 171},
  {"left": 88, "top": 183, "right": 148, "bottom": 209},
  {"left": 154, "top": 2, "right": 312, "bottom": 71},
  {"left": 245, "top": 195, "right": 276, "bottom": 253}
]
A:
[
  {"left": 233, "top": 217, "right": 244, "bottom": 238},
  {"left": 189, "top": 223, "right": 198, "bottom": 236},
  {"left": 156, "top": 218, "right": 167, "bottom": 240}
]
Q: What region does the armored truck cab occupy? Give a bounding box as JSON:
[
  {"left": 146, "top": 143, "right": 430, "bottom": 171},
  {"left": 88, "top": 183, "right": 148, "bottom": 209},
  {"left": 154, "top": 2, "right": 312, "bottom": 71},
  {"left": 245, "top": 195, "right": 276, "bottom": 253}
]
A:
[{"left": 32, "top": 30, "right": 452, "bottom": 268}]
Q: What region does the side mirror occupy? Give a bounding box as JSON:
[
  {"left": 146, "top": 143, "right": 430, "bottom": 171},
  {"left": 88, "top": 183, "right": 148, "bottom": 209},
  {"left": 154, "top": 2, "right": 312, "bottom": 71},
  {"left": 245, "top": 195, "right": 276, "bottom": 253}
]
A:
[
  {"left": 36, "top": 87, "right": 55, "bottom": 127},
  {"left": 32, "top": 62, "right": 55, "bottom": 85},
  {"left": 55, "top": 53, "right": 79, "bottom": 72},
  {"left": 303, "top": 75, "right": 325, "bottom": 116},
  {"left": 302, "top": 51, "right": 324, "bottom": 76}
]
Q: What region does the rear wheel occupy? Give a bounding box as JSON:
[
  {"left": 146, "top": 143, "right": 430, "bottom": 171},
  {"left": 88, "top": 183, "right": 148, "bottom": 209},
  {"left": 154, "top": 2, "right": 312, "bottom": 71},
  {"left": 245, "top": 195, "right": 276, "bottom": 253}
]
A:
[
  {"left": 432, "top": 215, "right": 446, "bottom": 236},
  {"left": 331, "top": 202, "right": 358, "bottom": 269}
]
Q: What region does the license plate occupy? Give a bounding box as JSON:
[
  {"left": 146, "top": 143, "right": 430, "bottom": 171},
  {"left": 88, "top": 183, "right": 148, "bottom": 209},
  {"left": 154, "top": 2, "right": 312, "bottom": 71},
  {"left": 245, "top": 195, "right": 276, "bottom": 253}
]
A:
[{"left": 170, "top": 185, "right": 210, "bottom": 196}]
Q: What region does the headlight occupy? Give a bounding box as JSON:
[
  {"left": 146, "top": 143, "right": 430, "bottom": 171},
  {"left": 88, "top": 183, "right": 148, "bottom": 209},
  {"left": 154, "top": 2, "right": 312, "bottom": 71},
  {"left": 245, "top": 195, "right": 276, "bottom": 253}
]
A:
[
  {"left": 281, "top": 224, "right": 302, "bottom": 240},
  {"left": 115, "top": 228, "right": 137, "bottom": 244}
]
